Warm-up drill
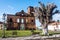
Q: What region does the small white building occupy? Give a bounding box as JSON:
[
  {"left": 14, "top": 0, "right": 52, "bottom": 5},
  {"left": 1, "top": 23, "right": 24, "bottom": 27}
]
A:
[
  {"left": 0, "top": 22, "right": 3, "bottom": 30},
  {"left": 48, "top": 21, "right": 60, "bottom": 31}
]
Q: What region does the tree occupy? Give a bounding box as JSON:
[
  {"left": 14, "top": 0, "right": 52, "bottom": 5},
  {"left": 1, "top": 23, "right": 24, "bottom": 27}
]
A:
[
  {"left": 57, "top": 20, "right": 60, "bottom": 22},
  {"left": 35, "top": 2, "right": 59, "bottom": 35}
]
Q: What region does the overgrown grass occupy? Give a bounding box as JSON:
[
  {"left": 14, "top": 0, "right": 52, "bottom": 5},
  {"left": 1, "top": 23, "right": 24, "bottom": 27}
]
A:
[
  {"left": 40, "top": 30, "right": 60, "bottom": 36},
  {"left": 0, "top": 30, "right": 32, "bottom": 37},
  {"left": 34, "top": 30, "right": 42, "bottom": 33},
  {"left": 49, "top": 30, "right": 60, "bottom": 35},
  {"left": 0, "top": 30, "right": 60, "bottom": 37},
  {"left": 5, "top": 30, "right": 13, "bottom": 37},
  {"left": 0, "top": 30, "right": 3, "bottom": 37},
  {"left": 6, "top": 30, "right": 32, "bottom": 37},
  {"left": 17, "top": 30, "right": 32, "bottom": 37}
]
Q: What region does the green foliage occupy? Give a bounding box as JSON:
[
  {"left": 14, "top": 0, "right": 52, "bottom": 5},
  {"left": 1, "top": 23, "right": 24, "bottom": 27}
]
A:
[
  {"left": 0, "top": 30, "right": 32, "bottom": 37},
  {"left": 0, "top": 30, "right": 60, "bottom": 37},
  {"left": 40, "top": 30, "right": 60, "bottom": 36},
  {"left": 17, "top": 30, "right": 32, "bottom": 37},
  {"left": 0, "top": 30, "right": 3, "bottom": 37},
  {"left": 48, "top": 31, "right": 60, "bottom": 35},
  {"left": 5, "top": 30, "right": 13, "bottom": 37},
  {"left": 34, "top": 30, "right": 42, "bottom": 32}
]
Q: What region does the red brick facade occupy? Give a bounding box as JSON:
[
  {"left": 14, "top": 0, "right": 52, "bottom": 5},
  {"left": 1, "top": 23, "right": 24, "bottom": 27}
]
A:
[{"left": 7, "top": 6, "right": 36, "bottom": 30}]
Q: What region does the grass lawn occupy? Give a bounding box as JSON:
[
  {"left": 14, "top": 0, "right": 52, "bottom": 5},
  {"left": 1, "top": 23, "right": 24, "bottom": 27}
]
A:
[
  {"left": 0, "top": 30, "right": 60, "bottom": 37},
  {"left": 0, "top": 30, "right": 32, "bottom": 37},
  {"left": 0, "top": 30, "right": 41, "bottom": 37},
  {"left": 5, "top": 30, "right": 33, "bottom": 37},
  {"left": 40, "top": 30, "right": 60, "bottom": 36},
  {"left": 0, "top": 30, "right": 3, "bottom": 37},
  {"left": 48, "top": 30, "right": 60, "bottom": 35}
]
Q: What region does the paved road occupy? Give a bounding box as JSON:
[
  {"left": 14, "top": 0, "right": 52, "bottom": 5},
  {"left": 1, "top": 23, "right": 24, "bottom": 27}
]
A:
[{"left": 0, "top": 34, "right": 60, "bottom": 40}]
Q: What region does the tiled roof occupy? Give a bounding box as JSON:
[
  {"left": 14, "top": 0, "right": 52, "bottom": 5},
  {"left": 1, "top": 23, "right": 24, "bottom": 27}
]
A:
[
  {"left": 48, "top": 21, "right": 60, "bottom": 25},
  {"left": 0, "top": 22, "right": 3, "bottom": 24}
]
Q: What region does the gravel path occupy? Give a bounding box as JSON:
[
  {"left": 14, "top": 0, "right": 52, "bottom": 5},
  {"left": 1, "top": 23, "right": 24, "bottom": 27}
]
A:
[{"left": 0, "top": 34, "right": 60, "bottom": 40}]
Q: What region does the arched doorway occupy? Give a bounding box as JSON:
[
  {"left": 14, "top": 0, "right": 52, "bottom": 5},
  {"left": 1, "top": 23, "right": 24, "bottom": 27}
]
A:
[
  {"left": 20, "top": 18, "right": 25, "bottom": 30},
  {"left": 20, "top": 24, "right": 25, "bottom": 30},
  {"left": 9, "top": 18, "right": 13, "bottom": 30}
]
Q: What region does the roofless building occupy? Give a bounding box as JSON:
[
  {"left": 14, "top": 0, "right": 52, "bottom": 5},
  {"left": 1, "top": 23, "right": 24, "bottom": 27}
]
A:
[{"left": 7, "top": 6, "right": 36, "bottom": 30}]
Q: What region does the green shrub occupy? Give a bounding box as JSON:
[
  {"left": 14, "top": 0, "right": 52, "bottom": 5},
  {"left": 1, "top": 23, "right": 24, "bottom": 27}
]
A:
[
  {"left": 5, "top": 30, "right": 32, "bottom": 37},
  {"left": 17, "top": 30, "right": 32, "bottom": 37},
  {"left": 5, "top": 30, "right": 12, "bottom": 37},
  {"left": 0, "top": 30, "right": 3, "bottom": 37},
  {"left": 0, "top": 30, "right": 60, "bottom": 37}
]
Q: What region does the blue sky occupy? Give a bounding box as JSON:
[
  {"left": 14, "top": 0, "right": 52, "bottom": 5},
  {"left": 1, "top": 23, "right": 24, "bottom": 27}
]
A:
[{"left": 0, "top": 0, "right": 60, "bottom": 27}]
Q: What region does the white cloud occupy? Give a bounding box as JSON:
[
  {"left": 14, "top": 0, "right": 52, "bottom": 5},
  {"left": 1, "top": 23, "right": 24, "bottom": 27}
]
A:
[
  {"left": 6, "top": 12, "right": 14, "bottom": 14},
  {"left": 0, "top": 16, "right": 2, "bottom": 19},
  {"left": 0, "top": 15, "right": 3, "bottom": 22},
  {"left": 53, "top": 14, "right": 60, "bottom": 21},
  {"left": 0, "top": 5, "right": 15, "bottom": 22},
  {"left": 7, "top": 5, "right": 14, "bottom": 10},
  {"left": 0, "top": 10, "right": 16, "bottom": 22}
]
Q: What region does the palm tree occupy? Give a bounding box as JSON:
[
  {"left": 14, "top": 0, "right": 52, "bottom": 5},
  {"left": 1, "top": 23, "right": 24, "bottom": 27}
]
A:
[{"left": 35, "top": 2, "right": 59, "bottom": 35}]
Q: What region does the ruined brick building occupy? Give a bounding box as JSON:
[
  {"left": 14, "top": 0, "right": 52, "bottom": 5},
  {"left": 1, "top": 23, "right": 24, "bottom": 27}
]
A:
[{"left": 7, "top": 6, "right": 36, "bottom": 30}]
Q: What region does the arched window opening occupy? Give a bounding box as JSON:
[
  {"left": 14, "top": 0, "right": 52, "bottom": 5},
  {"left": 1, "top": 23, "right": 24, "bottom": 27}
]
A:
[
  {"left": 31, "top": 20, "right": 33, "bottom": 22},
  {"left": 17, "top": 18, "right": 20, "bottom": 23},
  {"left": 21, "top": 19, "right": 24, "bottom": 23},
  {"left": 20, "top": 24, "right": 25, "bottom": 30},
  {"left": 31, "top": 13, "right": 34, "bottom": 16},
  {"left": 9, "top": 18, "right": 13, "bottom": 22}
]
